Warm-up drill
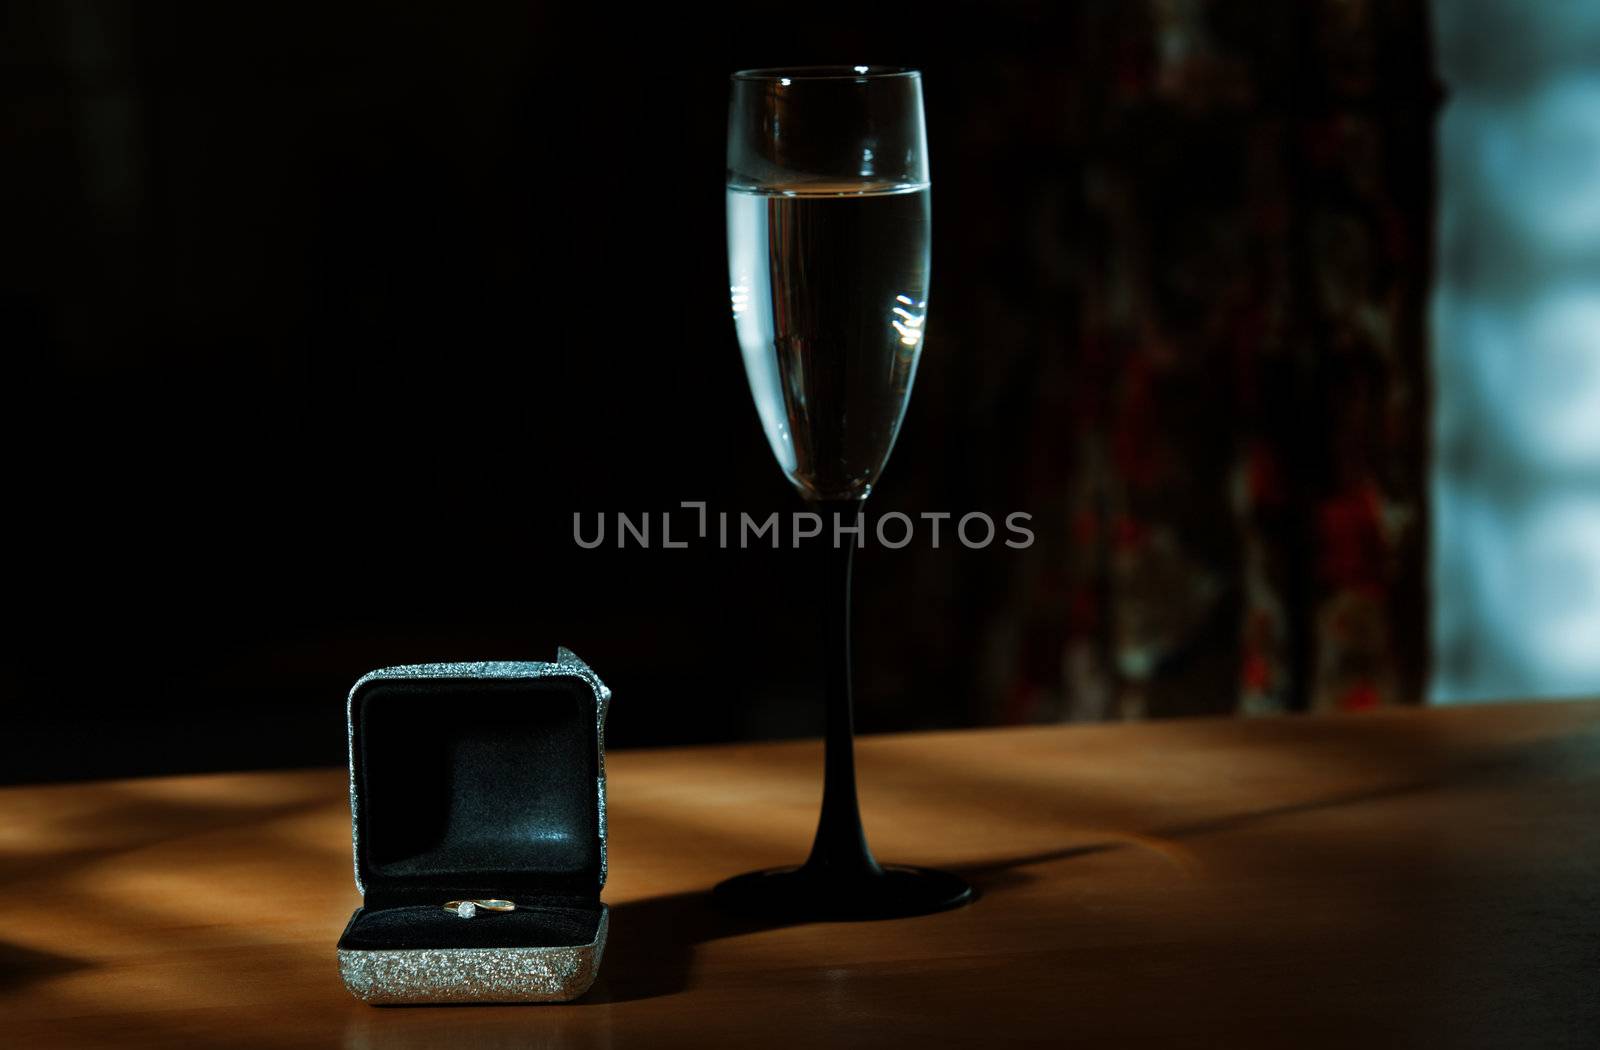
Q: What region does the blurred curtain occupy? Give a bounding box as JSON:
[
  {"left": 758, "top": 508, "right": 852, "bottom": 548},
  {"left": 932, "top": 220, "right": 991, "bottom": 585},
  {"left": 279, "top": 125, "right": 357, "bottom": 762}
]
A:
[{"left": 970, "top": 0, "right": 1436, "bottom": 721}]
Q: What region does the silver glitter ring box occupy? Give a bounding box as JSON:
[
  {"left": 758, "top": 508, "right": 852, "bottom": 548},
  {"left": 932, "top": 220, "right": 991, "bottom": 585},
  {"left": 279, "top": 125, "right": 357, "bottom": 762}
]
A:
[{"left": 337, "top": 649, "right": 611, "bottom": 1004}]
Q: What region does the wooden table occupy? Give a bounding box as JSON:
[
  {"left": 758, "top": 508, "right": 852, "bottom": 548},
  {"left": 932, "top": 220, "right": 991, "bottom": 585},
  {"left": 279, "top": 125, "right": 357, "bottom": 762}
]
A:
[{"left": 3, "top": 702, "right": 1597, "bottom": 1048}]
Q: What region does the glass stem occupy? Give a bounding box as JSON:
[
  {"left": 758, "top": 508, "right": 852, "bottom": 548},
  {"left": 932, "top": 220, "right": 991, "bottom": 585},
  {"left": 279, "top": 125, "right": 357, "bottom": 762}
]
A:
[{"left": 802, "top": 498, "right": 884, "bottom": 880}]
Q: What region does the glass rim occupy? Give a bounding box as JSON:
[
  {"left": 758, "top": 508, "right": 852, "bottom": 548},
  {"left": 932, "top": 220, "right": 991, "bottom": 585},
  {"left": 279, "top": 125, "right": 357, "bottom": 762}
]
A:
[{"left": 731, "top": 65, "right": 920, "bottom": 82}]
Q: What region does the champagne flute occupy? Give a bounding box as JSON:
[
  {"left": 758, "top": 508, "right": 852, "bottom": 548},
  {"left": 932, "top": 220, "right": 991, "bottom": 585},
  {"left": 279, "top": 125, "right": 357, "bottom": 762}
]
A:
[{"left": 717, "top": 66, "right": 973, "bottom": 919}]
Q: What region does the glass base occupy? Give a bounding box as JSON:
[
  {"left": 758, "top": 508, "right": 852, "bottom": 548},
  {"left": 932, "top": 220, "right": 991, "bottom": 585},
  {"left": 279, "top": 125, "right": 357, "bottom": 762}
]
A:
[{"left": 713, "top": 864, "right": 975, "bottom": 921}]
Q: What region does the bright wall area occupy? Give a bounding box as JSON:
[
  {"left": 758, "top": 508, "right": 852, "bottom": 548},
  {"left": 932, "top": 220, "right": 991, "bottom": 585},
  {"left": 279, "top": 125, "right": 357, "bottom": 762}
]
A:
[{"left": 1432, "top": 1, "right": 1600, "bottom": 701}]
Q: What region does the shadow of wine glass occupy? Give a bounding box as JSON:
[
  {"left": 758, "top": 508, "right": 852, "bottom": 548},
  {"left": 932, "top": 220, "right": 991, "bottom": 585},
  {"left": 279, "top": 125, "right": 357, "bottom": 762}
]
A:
[
  {"left": 0, "top": 940, "right": 95, "bottom": 995},
  {"left": 585, "top": 775, "right": 1438, "bottom": 1005}
]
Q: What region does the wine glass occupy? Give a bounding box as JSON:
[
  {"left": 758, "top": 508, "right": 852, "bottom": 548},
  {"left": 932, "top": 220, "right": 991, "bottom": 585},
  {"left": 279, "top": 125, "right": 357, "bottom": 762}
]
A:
[{"left": 717, "top": 66, "right": 973, "bottom": 919}]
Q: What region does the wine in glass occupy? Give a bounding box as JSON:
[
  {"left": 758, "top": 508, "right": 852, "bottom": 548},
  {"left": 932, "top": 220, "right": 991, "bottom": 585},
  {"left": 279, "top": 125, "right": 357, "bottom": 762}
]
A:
[{"left": 717, "top": 66, "right": 974, "bottom": 919}]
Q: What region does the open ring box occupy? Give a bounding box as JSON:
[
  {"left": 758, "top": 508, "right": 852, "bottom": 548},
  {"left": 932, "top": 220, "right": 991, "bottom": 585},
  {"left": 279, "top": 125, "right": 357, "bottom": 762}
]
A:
[{"left": 337, "top": 650, "right": 611, "bottom": 1004}]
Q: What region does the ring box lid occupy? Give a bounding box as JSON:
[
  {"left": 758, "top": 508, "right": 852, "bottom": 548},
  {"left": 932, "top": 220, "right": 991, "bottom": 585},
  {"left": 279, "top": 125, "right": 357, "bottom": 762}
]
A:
[{"left": 346, "top": 649, "right": 611, "bottom": 907}]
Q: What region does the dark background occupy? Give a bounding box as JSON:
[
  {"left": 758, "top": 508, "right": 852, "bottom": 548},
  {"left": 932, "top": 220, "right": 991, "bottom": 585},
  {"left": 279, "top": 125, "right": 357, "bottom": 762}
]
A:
[{"left": 3, "top": 2, "right": 1435, "bottom": 782}]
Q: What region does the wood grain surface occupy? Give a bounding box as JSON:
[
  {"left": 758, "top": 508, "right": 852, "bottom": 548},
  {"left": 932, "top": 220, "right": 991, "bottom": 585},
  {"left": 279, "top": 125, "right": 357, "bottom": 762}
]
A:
[{"left": 3, "top": 702, "right": 1597, "bottom": 1048}]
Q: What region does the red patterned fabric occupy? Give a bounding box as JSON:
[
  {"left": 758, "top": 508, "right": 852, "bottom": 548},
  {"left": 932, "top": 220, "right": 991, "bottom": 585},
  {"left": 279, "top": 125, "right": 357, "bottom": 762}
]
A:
[{"left": 899, "top": 1, "right": 1434, "bottom": 721}]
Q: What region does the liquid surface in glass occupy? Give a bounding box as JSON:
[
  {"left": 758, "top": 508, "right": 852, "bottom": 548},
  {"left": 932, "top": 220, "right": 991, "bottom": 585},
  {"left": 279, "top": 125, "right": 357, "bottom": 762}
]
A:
[{"left": 728, "top": 182, "right": 931, "bottom": 501}]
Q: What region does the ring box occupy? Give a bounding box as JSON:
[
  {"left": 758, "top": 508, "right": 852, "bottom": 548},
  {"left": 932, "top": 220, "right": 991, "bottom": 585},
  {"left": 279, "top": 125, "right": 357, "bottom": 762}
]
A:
[{"left": 336, "top": 649, "right": 611, "bottom": 1004}]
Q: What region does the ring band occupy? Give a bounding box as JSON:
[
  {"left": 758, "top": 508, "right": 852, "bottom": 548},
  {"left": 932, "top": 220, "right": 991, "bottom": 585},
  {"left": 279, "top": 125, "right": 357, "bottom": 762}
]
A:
[{"left": 443, "top": 899, "right": 516, "bottom": 918}]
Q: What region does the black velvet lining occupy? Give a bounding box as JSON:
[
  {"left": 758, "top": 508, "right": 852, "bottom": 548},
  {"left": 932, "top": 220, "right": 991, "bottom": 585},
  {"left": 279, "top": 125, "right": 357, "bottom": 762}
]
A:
[
  {"left": 338, "top": 901, "right": 603, "bottom": 951},
  {"left": 352, "top": 675, "right": 601, "bottom": 907}
]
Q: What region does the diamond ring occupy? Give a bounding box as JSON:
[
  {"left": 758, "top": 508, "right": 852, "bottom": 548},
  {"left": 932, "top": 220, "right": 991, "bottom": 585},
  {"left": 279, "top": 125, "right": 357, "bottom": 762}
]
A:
[{"left": 442, "top": 899, "right": 516, "bottom": 919}]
